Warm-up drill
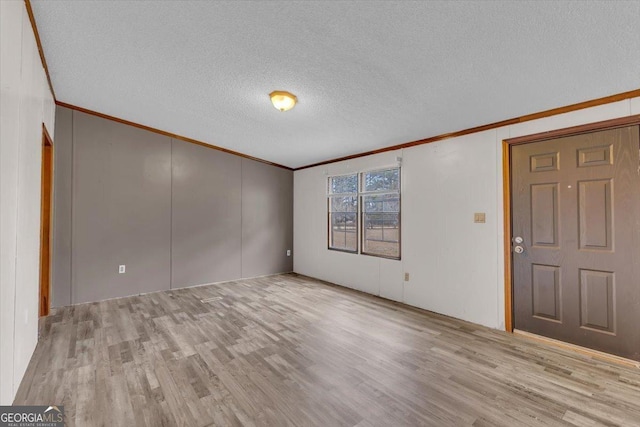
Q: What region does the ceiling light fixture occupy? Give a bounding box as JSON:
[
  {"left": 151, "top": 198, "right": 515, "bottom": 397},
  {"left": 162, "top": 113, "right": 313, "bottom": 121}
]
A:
[{"left": 269, "top": 90, "right": 297, "bottom": 112}]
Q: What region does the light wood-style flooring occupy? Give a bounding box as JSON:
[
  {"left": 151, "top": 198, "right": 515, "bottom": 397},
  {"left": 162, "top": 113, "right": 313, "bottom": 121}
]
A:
[{"left": 15, "top": 274, "right": 640, "bottom": 426}]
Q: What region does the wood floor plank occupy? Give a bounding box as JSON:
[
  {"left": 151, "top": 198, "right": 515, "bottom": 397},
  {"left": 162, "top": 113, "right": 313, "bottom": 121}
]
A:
[{"left": 13, "top": 273, "right": 640, "bottom": 426}]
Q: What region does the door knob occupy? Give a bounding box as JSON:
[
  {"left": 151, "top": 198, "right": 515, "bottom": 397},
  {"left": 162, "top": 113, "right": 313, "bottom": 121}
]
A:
[{"left": 514, "top": 246, "right": 524, "bottom": 254}]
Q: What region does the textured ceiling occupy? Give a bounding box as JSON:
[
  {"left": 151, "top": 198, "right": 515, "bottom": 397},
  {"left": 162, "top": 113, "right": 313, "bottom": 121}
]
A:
[{"left": 31, "top": 1, "right": 640, "bottom": 168}]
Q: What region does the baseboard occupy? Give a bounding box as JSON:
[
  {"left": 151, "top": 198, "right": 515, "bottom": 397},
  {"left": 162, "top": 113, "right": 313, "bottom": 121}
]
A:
[
  {"left": 50, "top": 271, "right": 296, "bottom": 309},
  {"left": 514, "top": 329, "right": 640, "bottom": 369}
]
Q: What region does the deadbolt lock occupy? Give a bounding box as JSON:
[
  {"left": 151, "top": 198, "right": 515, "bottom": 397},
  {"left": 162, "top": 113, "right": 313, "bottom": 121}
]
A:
[{"left": 514, "top": 236, "right": 524, "bottom": 244}]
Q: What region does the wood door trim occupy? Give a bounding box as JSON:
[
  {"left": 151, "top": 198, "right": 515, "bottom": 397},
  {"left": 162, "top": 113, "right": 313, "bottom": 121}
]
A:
[
  {"left": 514, "top": 330, "right": 640, "bottom": 369},
  {"left": 505, "top": 114, "right": 640, "bottom": 145},
  {"left": 55, "top": 101, "right": 293, "bottom": 171},
  {"left": 296, "top": 89, "right": 640, "bottom": 171},
  {"left": 502, "top": 140, "right": 513, "bottom": 332},
  {"left": 42, "top": 122, "right": 53, "bottom": 146},
  {"left": 39, "top": 124, "right": 54, "bottom": 317},
  {"left": 24, "top": 0, "right": 55, "bottom": 99},
  {"left": 502, "top": 115, "right": 640, "bottom": 333}
]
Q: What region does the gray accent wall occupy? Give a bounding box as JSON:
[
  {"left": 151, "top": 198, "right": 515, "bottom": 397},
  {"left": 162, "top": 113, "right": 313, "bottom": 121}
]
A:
[
  {"left": 51, "top": 107, "right": 72, "bottom": 308},
  {"left": 170, "top": 140, "right": 242, "bottom": 288},
  {"left": 72, "top": 112, "right": 172, "bottom": 304},
  {"left": 52, "top": 106, "right": 293, "bottom": 306},
  {"left": 241, "top": 160, "right": 294, "bottom": 278}
]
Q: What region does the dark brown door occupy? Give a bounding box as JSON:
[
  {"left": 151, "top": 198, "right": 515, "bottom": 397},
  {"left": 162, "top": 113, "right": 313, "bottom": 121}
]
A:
[{"left": 512, "top": 125, "right": 640, "bottom": 361}]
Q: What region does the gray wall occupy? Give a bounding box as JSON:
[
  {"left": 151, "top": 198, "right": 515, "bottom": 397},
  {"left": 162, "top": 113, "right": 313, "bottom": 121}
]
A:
[
  {"left": 52, "top": 107, "right": 72, "bottom": 308},
  {"left": 241, "top": 160, "right": 294, "bottom": 278},
  {"left": 72, "top": 112, "right": 172, "bottom": 303},
  {"left": 171, "top": 140, "right": 242, "bottom": 288},
  {"left": 52, "top": 106, "right": 293, "bottom": 306}
]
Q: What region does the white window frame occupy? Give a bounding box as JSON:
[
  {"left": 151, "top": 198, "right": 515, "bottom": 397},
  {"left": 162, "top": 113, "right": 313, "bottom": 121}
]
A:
[
  {"left": 327, "top": 173, "right": 359, "bottom": 253},
  {"left": 360, "top": 167, "right": 401, "bottom": 260},
  {"left": 327, "top": 166, "right": 401, "bottom": 259}
]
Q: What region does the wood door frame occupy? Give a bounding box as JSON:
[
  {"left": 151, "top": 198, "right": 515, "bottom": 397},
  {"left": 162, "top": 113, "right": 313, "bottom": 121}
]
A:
[
  {"left": 502, "top": 114, "right": 640, "bottom": 332},
  {"left": 39, "top": 124, "right": 54, "bottom": 317}
]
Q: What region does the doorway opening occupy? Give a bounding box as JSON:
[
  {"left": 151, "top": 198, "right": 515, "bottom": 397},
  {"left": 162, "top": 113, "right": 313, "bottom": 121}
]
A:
[{"left": 39, "top": 124, "right": 53, "bottom": 317}]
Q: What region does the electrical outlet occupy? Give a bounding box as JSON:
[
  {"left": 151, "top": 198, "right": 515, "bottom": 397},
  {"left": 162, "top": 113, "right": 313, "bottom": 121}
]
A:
[
  {"left": 286, "top": 249, "right": 291, "bottom": 256},
  {"left": 119, "top": 265, "right": 126, "bottom": 274},
  {"left": 404, "top": 272, "right": 410, "bottom": 281}
]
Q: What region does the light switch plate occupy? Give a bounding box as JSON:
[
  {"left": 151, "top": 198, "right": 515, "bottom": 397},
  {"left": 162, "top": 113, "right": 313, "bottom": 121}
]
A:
[
  {"left": 119, "top": 265, "right": 126, "bottom": 274},
  {"left": 474, "top": 213, "right": 486, "bottom": 223}
]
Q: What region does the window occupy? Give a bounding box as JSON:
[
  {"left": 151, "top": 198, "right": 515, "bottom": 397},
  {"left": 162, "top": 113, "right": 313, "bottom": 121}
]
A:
[
  {"left": 327, "top": 167, "right": 401, "bottom": 259},
  {"left": 361, "top": 168, "right": 400, "bottom": 259},
  {"left": 328, "top": 174, "right": 358, "bottom": 252}
]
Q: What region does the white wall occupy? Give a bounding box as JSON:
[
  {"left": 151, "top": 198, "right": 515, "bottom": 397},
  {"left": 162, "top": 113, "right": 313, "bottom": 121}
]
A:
[
  {"left": 294, "top": 97, "right": 639, "bottom": 330},
  {"left": 1, "top": 0, "right": 56, "bottom": 405}
]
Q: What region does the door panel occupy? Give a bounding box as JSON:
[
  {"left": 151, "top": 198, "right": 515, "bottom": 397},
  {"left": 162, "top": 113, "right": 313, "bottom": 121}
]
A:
[
  {"left": 512, "top": 125, "right": 640, "bottom": 361},
  {"left": 531, "top": 264, "right": 561, "bottom": 321},
  {"left": 579, "top": 269, "right": 614, "bottom": 333},
  {"left": 531, "top": 183, "right": 559, "bottom": 246},
  {"left": 578, "top": 179, "right": 612, "bottom": 250}
]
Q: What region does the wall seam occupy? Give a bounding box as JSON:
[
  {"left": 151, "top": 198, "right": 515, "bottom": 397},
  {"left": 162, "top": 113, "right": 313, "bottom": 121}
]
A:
[
  {"left": 401, "top": 148, "right": 405, "bottom": 304},
  {"left": 496, "top": 128, "right": 504, "bottom": 329},
  {"left": 70, "top": 110, "right": 74, "bottom": 305},
  {"left": 240, "top": 159, "right": 243, "bottom": 278},
  {"left": 170, "top": 139, "right": 173, "bottom": 289},
  {"left": 377, "top": 259, "right": 381, "bottom": 296}
]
